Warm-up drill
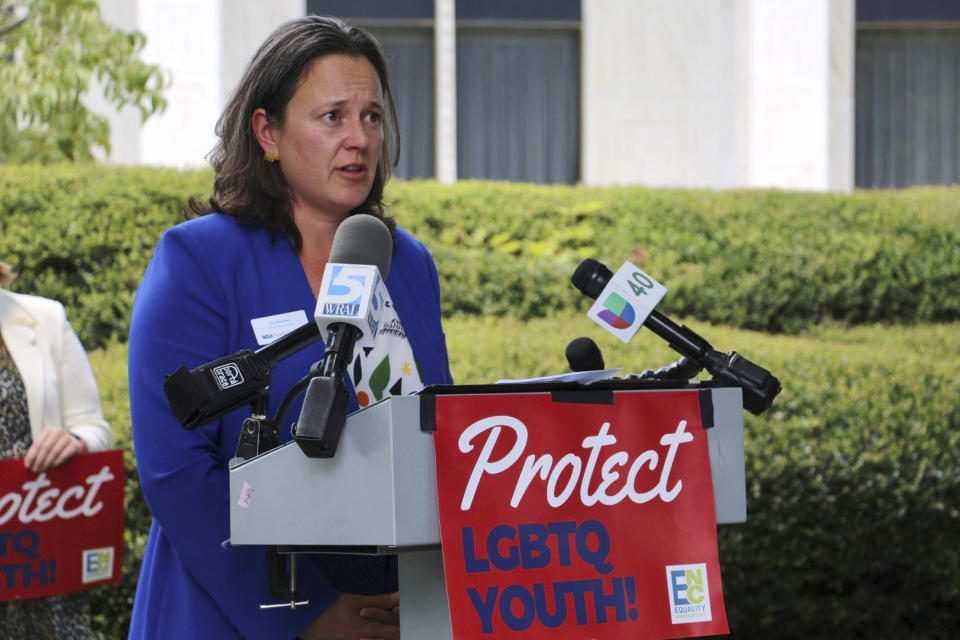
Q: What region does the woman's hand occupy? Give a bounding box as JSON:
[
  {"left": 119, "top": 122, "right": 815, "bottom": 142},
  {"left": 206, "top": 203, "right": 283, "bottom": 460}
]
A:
[
  {"left": 300, "top": 592, "right": 400, "bottom": 640},
  {"left": 24, "top": 427, "right": 85, "bottom": 473}
]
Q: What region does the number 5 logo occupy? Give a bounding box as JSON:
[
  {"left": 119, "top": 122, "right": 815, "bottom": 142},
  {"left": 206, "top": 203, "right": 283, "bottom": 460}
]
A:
[
  {"left": 371, "top": 283, "right": 385, "bottom": 311},
  {"left": 326, "top": 265, "right": 368, "bottom": 304}
]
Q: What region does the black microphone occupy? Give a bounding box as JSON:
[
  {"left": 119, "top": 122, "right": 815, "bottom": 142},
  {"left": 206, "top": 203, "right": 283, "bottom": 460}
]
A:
[
  {"left": 292, "top": 214, "right": 393, "bottom": 458},
  {"left": 163, "top": 318, "right": 323, "bottom": 431},
  {"left": 566, "top": 336, "right": 605, "bottom": 371},
  {"left": 571, "top": 258, "right": 781, "bottom": 415}
]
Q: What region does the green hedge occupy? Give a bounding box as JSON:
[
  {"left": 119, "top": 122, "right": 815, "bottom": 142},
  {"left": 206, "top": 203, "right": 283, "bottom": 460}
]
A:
[
  {"left": 2, "top": 166, "right": 959, "bottom": 350},
  {"left": 87, "top": 318, "right": 959, "bottom": 640},
  {"left": 388, "top": 180, "right": 960, "bottom": 332},
  {"left": 0, "top": 165, "right": 207, "bottom": 348},
  {"left": 717, "top": 324, "right": 959, "bottom": 639},
  {"left": 84, "top": 339, "right": 146, "bottom": 639}
]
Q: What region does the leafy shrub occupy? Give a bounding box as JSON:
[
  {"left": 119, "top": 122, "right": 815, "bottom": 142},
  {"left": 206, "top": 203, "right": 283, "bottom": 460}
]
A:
[
  {"left": 0, "top": 164, "right": 207, "bottom": 348},
  {"left": 2, "top": 166, "right": 959, "bottom": 351},
  {"left": 85, "top": 340, "right": 145, "bottom": 640},
  {"left": 389, "top": 181, "right": 960, "bottom": 332},
  {"left": 7, "top": 166, "right": 957, "bottom": 639},
  {"left": 89, "top": 319, "right": 959, "bottom": 640},
  {"left": 718, "top": 326, "right": 959, "bottom": 639}
]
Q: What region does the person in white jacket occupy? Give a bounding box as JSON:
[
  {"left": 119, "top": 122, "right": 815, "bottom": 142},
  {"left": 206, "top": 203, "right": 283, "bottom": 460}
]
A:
[{"left": 0, "top": 259, "right": 111, "bottom": 638}]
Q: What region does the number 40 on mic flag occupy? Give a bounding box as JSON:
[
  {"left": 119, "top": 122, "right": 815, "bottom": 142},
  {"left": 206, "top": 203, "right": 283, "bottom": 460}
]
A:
[{"left": 587, "top": 261, "right": 667, "bottom": 344}]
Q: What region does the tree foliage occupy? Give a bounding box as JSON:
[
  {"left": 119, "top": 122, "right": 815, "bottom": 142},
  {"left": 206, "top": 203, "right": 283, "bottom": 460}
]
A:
[{"left": 0, "top": 0, "right": 167, "bottom": 162}]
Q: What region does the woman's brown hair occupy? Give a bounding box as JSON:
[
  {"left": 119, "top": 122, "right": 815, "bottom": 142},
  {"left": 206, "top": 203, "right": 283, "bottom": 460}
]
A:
[{"left": 189, "top": 15, "right": 398, "bottom": 250}]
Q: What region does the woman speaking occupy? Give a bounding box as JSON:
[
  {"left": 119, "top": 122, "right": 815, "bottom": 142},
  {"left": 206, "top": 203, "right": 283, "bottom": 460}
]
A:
[{"left": 127, "top": 16, "right": 452, "bottom": 640}]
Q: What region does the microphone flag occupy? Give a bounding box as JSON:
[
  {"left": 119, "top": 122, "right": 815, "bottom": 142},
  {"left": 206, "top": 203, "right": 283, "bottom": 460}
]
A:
[
  {"left": 311, "top": 261, "right": 423, "bottom": 407},
  {"left": 587, "top": 261, "right": 667, "bottom": 344},
  {"left": 315, "top": 263, "right": 388, "bottom": 349},
  {"left": 349, "top": 287, "right": 424, "bottom": 408}
]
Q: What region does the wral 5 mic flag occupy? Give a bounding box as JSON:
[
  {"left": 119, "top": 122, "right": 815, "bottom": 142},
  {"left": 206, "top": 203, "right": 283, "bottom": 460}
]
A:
[
  {"left": 432, "top": 391, "right": 729, "bottom": 639},
  {"left": 0, "top": 450, "right": 124, "bottom": 601},
  {"left": 315, "top": 263, "right": 387, "bottom": 349}
]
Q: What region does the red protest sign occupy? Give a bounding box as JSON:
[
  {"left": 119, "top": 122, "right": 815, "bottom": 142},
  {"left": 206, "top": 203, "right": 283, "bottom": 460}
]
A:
[
  {"left": 0, "top": 450, "right": 124, "bottom": 601},
  {"left": 433, "top": 390, "right": 729, "bottom": 640}
]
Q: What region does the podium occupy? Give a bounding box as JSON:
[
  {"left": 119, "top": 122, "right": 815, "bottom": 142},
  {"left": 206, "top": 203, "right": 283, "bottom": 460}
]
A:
[{"left": 228, "top": 382, "right": 746, "bottom": 639}]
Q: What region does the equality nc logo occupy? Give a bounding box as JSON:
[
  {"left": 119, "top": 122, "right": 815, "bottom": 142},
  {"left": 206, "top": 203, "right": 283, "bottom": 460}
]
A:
[
  {"left": 83, "top": 547, "right": 115, "bottom": 584},
  {"left": 597, "top": 292, "right": 636, "bottom": 329},
  {"left": 666, "top": 563, "right": 713, "bottom": 624}
]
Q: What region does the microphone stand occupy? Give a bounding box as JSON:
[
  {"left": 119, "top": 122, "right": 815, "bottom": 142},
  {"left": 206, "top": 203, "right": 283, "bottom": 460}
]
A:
[
  {"left": 247, "top": 326, "right": 363, "bottom": 607},
  {"left": 627, "top": 356, "right": 703, "bottom": 382},
  {"left": 226, "top": 393, "right": 310, "bottom": 611},
  {"left": 231, "top": 391, "right": 278, "bottom": 463}
]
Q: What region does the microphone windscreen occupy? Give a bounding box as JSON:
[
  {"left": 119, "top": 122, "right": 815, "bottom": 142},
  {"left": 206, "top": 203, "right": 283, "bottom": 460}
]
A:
[
  {"left": 329, "top": 214, "right": 393, "bottom": 278},
  {"left": 571, "top": 258, "right": 612, "bottom": 300},
  {"left": 566, "top": 336, "right": 605, "bottom": 372}
]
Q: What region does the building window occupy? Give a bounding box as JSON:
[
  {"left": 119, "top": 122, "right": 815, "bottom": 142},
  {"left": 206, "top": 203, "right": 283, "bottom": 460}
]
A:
[
  {"left": 856, "top": 28, "right": 960, "bottom": 188},
  {"left": 308, "top": 0, "right": 581, "bottom": 184},
  {"left": 456, "top": 26, "right": 579, "bottom": 184},
  {"left": 855, "top": 1, "right": 960, "bottom": 187}
]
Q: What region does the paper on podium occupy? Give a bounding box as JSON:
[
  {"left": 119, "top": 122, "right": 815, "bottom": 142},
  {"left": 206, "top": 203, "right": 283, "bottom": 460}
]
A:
[{"left": 495, "top": 367, "right": 623, "bottom": 385}]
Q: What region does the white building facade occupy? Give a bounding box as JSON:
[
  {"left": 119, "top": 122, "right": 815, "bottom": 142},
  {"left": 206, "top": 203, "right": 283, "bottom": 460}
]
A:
[{"left": 95, "top": 0, "right": 959, "bottom": 192}]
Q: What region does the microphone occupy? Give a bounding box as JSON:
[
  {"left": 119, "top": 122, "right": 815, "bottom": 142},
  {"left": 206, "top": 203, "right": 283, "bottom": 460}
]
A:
[
  {"left": 315, "top": 214, "right": 392, "bottom": 375},
  {"left": 566, "top": 336, "right": 605, "bottom": 371},
  {"left": 163, "top": 317, "right": 323, "bottom": 431},
  {"left": 571, "top": 258, "right": 781, "bottom": 415},
  {"left": 292, "top": 214, "right": 393, "bottom": 458}
]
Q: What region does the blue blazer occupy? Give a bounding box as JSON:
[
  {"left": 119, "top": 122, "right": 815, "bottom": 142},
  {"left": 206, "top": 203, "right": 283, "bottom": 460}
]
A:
[{"left": 127, "top": 214, "right": 452, "bottom": 639}]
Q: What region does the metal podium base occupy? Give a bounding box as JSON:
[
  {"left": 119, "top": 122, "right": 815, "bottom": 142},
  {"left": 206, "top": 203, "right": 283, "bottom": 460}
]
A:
[{"left": 398, "top": 549, "right": 453, "bottom": 640}]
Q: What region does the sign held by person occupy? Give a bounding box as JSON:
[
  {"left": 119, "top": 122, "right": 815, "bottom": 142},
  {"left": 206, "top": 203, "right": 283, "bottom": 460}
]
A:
[{"left": 0, "top": 450, "right": 124, "bottom": 601}]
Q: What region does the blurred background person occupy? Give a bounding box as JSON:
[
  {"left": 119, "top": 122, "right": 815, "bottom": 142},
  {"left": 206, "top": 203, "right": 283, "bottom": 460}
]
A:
[{"left": 0, "top": 259, "right": 112, "bottom": 638}]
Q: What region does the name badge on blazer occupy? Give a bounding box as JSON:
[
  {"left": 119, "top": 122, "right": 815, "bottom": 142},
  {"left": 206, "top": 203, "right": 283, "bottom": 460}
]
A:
[
  {"left": 250, "top": 310, "right": 308, "bottom": 346},
  {"left": 10, "top": 316, "right": 36, "bottom": 328}
]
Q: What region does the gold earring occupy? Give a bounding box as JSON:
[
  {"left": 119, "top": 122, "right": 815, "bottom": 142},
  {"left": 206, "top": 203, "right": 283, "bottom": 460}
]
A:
[{"left": 264, "top": 150, "right": 279, "bottom": 163}]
